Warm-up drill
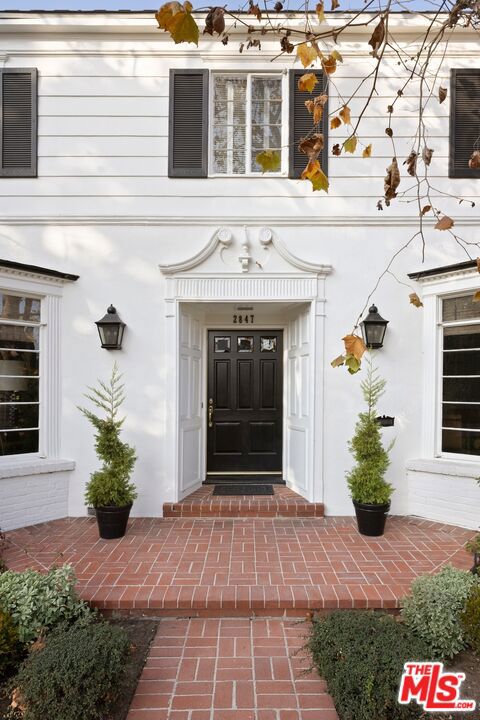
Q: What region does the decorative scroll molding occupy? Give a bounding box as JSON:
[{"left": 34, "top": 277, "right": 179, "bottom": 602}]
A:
[{"left": 159, "top": 226, "right": 332, "bottom": 277}]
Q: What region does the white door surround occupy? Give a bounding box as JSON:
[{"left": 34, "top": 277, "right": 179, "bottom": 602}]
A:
[{"left": 159, "top": 227, "right": 332, "bottom": 504}]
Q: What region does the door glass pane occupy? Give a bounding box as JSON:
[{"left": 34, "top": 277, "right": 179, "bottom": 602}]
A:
[
  {"left": 260, "top": 337, "right": 277, "bottom": 352},
  {"left": 214, "top": 336, "right": 231, "bottom": 353},
  {"left": 237, "top": 336, "right": 254, "bottom": 352}
]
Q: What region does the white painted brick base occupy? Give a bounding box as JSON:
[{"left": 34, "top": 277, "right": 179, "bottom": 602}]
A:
[
  {"left": 0, "top": 469, "right": 72, "bottom": 531},
  {"left": 407, "top": 459, "right": 480, "bottom": 531}
]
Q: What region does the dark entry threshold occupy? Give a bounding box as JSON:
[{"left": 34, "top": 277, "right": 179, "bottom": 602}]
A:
[
  {"left": 204, "top": 475, "right": 286, "bottom": 485},
  {"left": 212, "top": 484, "right": 274, "bottom": 496}
]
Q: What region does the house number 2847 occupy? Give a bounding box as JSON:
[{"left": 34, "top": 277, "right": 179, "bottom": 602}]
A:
[{"left": 233, "top": 314, "right": 254, "bottom": 324}]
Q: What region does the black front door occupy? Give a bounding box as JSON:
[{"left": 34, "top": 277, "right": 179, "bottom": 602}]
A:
[{"left": 207, "top": 330, "right": 283, "bottom": 475}]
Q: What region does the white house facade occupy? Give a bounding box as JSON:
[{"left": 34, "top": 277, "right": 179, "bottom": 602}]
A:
[{"left": 0, "top": 10, "right": 479, "bottom": 530}]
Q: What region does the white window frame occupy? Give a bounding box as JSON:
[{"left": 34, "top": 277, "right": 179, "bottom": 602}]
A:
[
  {"left": 0, "top": 269, "right": 64, "bottom": 466},
  {"left": 208, "top": 70, "right": 289, "bottom": 178},
  {"left": 419, "top": 267, "right": 480, "bottom": 463}
]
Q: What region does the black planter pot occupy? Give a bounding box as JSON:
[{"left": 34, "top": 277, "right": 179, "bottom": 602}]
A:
[
  {"left": 95, "top": 503, "right": 132, "bottom": 540},
  {"left": 353, "top": 500, "right": 390, "bottom": 537}
]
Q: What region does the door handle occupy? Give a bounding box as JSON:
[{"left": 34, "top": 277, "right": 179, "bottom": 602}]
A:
[{"left": 208, "top": 398, "right": 214, "bottom": 428}]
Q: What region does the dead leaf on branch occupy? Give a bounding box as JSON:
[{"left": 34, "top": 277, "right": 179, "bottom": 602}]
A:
[
  {"left": 477, "top": 257, "right": 480, "bottom": 273},
  {"left": 274, "top": 1, "right": 283, "bottom": 10},
  {"left": 339, "top": 105, "right": 351, "bottom": 125},
  {"left": 248, "top": 1, "right": 262, "bottom": 20},
  {"left": 297, "top": 43, "right": 317, "bottom": 68},
  {"left": 332, "top": 50, "right": 343, "bottom": 62},
  {"left": 343, "top": 135, "right": 358, "bottom": 154},
  {"left": 204, "top": 6, "right": 225, "bottom": 35},
  {"left": 330, "top": 116, "right": 342, "bottom": 130},
  {"left": 384, "top": 157, "right": 400, "bottom": 206},
  {"left": 331, "top": 354, "right": 346, "bottom": 368},
  {"left": 434, "top": 215, "right": 454, "bottom": 231},
  {"left": 421, "top": 204, "right": 432, "bottom": 216},
  {"left": 345, "top": 354, "right": 361, "bottom": 374},
  {"left": 469, "top": 150, "right": 480, "bottom": 169},
  {"left": 301, "top": 159, "right": 329, "bottom": 192},
  {"left": 409, "top": 292, "right": 423, "bottom": 308},
  {"left": 331, "top": 0, "right": 340, "bottom": 9},
  {"left": 255, "top": 150, "right": 281, "bottom": 173},
  {"left": 305, "top": 94, "right": 328, "bottom": 124},
  {"left": 363, "top": 144, "right": 372, "bottom": 158},
  {"left": 438, "top": 86, "right": 447, "bottom": 104},
  {"left": 368, "top": 16, "right": 385, "bottom": 58},
  {"left": 316, "top": 1, "right": 325, "bottom": 22},
  {"left": 321, "top": 54, "right": 337, "bottom": 75},
  {"left": 156, "top": 1, "right": 199, "bottom": 44},
  {"left": 332, "top": 143, "right": 341, "bottom": 156},
  {"left": 343, "top": 334, "right": 367, "bottom": 362},
  {"left": 404, "top": 151, "right": 418, "bottom": 177},
  {"left": 385, "top": 127, "right": 393, "bottom": 138},
  {"left": 280, "top": 36, "right": 294, "bottom": 53},
  {"left": 422, "top": 147, "right": 433, "bottom": 166},
  {"left": 474, "top": 290, "right": 480, "bottom": 303},
  {"left": 298, "top": 72, "right": 318, "bottom": 93},
  {"left": 298, "top": 133, "right": 324, "bottom": 160}
]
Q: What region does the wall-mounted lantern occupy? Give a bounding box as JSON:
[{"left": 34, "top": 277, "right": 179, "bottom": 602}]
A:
[
  {"left": 376, "top": 415, "right": 395, "bottom": 427},
  {"left": 360, "top": 304, "right": 389, "bottom": 349},
  {"left": 95, "top": 305, "right": 125, "bottom": 349}
]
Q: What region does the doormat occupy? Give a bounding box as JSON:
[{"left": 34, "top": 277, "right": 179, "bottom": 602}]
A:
[{"left": 212, "top": 484, "right": 274, "bottom": 496}]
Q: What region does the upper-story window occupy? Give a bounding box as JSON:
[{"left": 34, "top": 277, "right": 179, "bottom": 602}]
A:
[
  {"left": 0, "top": 292, "right": 41, "bottom": 455},
  {"left": 441, "top": 293, "right": 480, "bottom": 456},
  {"left": 0, "top": 68, "right": 38, "bottom": 178},
  {"left": 168, "top": 69, "right": 328, "bottom": 180},
  {"left": 211, "top": 74, "right": 284, "bottom": 175}
]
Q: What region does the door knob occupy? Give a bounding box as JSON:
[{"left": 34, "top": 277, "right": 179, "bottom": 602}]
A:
[{"left": 208, "top": 398, "right": 214, "bottom": 428}]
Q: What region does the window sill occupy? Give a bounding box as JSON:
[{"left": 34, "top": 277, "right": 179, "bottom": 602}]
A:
[
  {"left": 0, "top": 458, "right": 75, "bottom": 480},
  {"left": 406, "top": 457, "right": 480, "bottom": 479}
]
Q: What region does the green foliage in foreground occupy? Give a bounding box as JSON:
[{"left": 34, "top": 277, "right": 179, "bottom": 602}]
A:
[
  {"left": 12, "top": 620, "right": 130, "bottom": 720},
  {"left": 401, "top": 565, "right": 479, "bottom": 660},
  {"left": 461, "top": 584, "right": 480, "bottom": 655},
  {"left": 0, "top": 609, "right": 25, "bottom": 680},
  {"left": 0, "top": 565, "right": 92, "bottom": 644},
  {"left": 308, "top": 610, "right": 429, "bottom": 720},
  {"left": 79, "top": 363, "right": 137, "bottom": 508}
]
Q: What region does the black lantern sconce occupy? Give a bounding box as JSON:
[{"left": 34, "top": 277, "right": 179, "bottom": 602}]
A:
[
  {"left": 95, "top": 305, "right": 126, "bottom": 350},
  {"left": 360, "top": 305, "right": 389, "bottom": 349}
]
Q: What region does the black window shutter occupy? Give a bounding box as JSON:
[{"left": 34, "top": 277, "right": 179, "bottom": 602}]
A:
[
  {"left": 169, "top": 69, "right": 208, "bottom": 178},
  {"left": 449, "top": 69, "right": 480, "bottom": 179},
  {"left": 0, "top": 68, "right": 37, "bottom": 178},
  {"left": 289, "top": 69, "right": 328, "bottom": 179}
]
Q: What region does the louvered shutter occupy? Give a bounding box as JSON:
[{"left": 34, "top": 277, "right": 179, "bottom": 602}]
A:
[
  {"left": 449, "top": 69, "right": 480, "bottom": 179},
  {"left": 0, "top": 69, "right": 37, "bottom": 177},
  {"left": 169, "top": 70, "right": 208, "bottom": 178},
  {"left": 289, "top": 69, "right": 328, "bottom": 179}
]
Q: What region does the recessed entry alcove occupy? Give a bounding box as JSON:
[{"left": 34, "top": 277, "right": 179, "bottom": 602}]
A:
[{"left": 159, "top": 227, "right": 332, "bottom": 505}]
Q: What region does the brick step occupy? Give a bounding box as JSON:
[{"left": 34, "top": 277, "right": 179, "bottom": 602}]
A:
[
  {"left": 163, "top": 486, "right": 324, "bottom": 518},
  {"left": 86, "top": 582, "right": 404, "bottom": 617}
]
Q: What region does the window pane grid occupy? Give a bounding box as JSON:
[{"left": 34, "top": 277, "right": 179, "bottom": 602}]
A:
[{"left": 212, "top": 74, "right": 282, "bottom": 175}]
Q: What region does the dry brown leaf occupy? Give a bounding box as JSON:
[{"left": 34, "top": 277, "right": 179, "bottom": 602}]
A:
[
  {"left": 204, "top": 6, "right": 225, "bottom": 35},
  {"left": 305, "top": 94, "right": 327, "bottom": 124},
  {"left": 280, "top": 36, "right": 294, "bottom": 53},
  {"left": 298, "top": 133, "right": 324, "bottom": 160},
  {"left": 409, "top": 292, "right": 424, "bottom": 308},
  {"left": 248, "top": 1, "right": 262, "bottom": 20},
  {"left": 339, "top": 105, "right": 351, "bottom": 125},
  {"left": 434, "top": 215, "right": 454, "bottom": 231},
  {"left": 368, "top": 16, "right": 385, "bottom": 57},
  {"left": 477, "top": 257, "right": 480, "bottom": 273},
  {"left": 155, "top": 1, "right": 183, "bottom": 29},
  {"left": 330, "top": 116, "right": 342, "bottom": 130},
  {"left": 298, "top": 72, "right": 318, "bottom": 93},
  {"left": 404, "top": 150, "right": 418, "bottom": 177},
  {"left": 384, "top": 157, "right": 400, "bottom": 206},
  {"left": 322, "top": 54, "right": 337, "bottom": 75},
  {"left": 473, "top": 290, "right": 480, "bottom": 303},
  {"left": 362, "top": 144, "right": 372, "bottom": 158},
  {"left": 316, "top": 1, "right": 325, "bottom": 22},
  {"left": 332, "top": 143, "right": 341, "bottom": 156},
  {"left": 438, "top": 86, "right": 447, "bottom": 104},
  {"left": 421, "top": 204, "right": 432, "bottom": 216},
  {"left": 343, "top": 135, "right": 357, "bottom": 154},
  {"left": 342, "top": 334, "right": 367, "bottom": 362},
  {"left": 331, "top": 0, "right": 339, "bottom": 9},
  {"left": 297, "top": 43, "right": 317, "bottom": 68},
  {"left": 301, "top": 159, "right": 329, "bottom": 192},
  {"left": 422, "top": 147, "right": 433, "bottom": 166},
  {"left": 469, "top": 151, "right": 480, "bottom": 169},
  {"left": 331, "top": 354, "right": 346, "bottom": 368},
  {"left": 11, "top": 688, "right": 26, "bottom": 713},
  {"left": 331, "top": 49, "right": 343, "bottom": 62}
]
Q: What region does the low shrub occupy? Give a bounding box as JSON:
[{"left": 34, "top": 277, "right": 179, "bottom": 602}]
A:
[
  {"left": 0, "top": 528, "right": 7, "bottom": 573},
  {"left": 0, "top": 565, "right": 93, "bottom": 643},
  {"left": 461, "top": 585, "right": 480, "bottom": 654},
  {"left": 308, "top": 610, "right": 429, "bottom": 720},
  {"left": 0, "top": 609, "right": 24, "bottom": 680},
  {"left": 401, "top": 565, "right": 478, "bottom": 660},
  {"left": 12, "top": 620, "right": 131, "bottom": 720}
]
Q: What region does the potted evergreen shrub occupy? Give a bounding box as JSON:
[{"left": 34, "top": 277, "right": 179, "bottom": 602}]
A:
[
  {"left": 346, "top": 355, "right": 393, "bottom": 536},
  {"left": 79, "top": 364, "right": 137, "bottom": 539}
]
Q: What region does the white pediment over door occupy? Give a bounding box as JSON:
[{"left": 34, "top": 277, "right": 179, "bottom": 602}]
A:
[{"left": 159, "top": 226, "right": 332, "bottom": 302}]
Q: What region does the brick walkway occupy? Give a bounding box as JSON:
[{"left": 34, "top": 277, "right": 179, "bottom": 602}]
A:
[
  {"left": 127, "top": 618, "right": 338, "bottom": 720},
  {"left": 4, "top": 515, "right": 474, "bottom": 614},
  {"left": 163, "top": 486, "right": 325, "bottom": 518}
]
